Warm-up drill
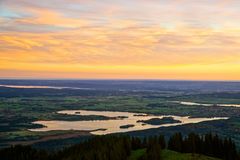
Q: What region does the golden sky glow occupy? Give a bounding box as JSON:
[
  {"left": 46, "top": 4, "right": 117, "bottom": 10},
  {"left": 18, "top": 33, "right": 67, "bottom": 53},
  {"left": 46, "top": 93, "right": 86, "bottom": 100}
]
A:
[{"left": 0, "top": 0, "right": 240, "bottom": 80}]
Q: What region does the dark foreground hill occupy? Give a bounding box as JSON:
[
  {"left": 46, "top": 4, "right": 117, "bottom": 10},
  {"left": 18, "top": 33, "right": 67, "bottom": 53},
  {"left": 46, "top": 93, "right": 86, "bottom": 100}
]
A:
[{"left": 0, "top": 132, "right": 239, "bottom": 160}]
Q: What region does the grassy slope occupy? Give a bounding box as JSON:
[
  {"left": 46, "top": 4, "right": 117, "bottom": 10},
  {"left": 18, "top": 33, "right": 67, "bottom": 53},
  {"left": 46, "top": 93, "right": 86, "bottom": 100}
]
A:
[
  {"left": 128, "top": 149, "right": 221, "bottom": 160},
  {"left": 128, "top": 149, "right": 146, "bottom": 160}
]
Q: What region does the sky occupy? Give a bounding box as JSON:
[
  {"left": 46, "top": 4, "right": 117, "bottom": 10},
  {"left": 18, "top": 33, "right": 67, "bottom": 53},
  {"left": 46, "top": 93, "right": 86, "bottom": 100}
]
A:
[{"left": 0, "top": 0, "right": 240, "bottom": 80}]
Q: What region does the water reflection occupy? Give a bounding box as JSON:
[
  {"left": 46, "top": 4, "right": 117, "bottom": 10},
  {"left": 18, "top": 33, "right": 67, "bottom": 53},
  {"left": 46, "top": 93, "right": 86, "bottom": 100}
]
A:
[
  {"left": 0, "top": 85, "right": 93, "bottom": 90},
  {"left": 30, "top": 110, "right": 228, "bottom": 135},
  {"left": 174, "top": 101, "right": 240, "bottom": 108}
]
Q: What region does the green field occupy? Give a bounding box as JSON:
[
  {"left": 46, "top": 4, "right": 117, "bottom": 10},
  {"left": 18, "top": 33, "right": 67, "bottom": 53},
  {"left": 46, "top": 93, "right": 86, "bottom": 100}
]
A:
[
  {"left": 1, "top": 87, "right": 240, "bottom": 149},
  {"left": 128, "top": 149, "right": 221, "bottom": 160}
]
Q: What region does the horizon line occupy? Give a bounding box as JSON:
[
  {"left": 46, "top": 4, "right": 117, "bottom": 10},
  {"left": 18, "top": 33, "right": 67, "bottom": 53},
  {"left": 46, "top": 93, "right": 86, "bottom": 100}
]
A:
[{"left": 0, "top": 78, "right": 239, "bottom": 83}]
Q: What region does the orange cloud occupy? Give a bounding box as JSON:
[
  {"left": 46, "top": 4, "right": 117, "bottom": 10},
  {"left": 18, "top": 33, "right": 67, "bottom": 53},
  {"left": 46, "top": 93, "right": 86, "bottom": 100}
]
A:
[
  {"left": 0, "top": 0, "right": 240, "bottom": 80},
  {"left": 16, "top": 9, "right": 89, "bottom": 28}
]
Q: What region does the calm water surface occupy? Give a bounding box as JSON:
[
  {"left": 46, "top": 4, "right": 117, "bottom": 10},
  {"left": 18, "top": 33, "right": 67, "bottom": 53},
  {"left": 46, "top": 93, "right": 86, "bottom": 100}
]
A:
[
  {"left": 174, "top": 101, "right": 240, "bottom": 108},
  {"left": 0, "top": 85, "right": 93, "bottom": 90},
  {"left": 30, "top": 110, "right": 228, "bottom": 135}
]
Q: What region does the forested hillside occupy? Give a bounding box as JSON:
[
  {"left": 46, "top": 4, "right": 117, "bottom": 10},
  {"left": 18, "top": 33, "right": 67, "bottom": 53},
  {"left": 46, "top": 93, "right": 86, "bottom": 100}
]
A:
[{"left": 0, "top": 132, "right": 239, "bottom": 160}]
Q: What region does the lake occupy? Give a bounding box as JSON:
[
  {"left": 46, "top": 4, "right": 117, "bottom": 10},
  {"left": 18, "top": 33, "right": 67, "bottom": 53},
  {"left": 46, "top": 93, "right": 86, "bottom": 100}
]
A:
[
  {"left": 30, "top": 110, "right": 228, "bottom": 135},
  {"left": 0, "top": 84, "right": 93, "bottom": 90},
  {"left": 174, "top": 101, "right": 240, "bottom": 108}
]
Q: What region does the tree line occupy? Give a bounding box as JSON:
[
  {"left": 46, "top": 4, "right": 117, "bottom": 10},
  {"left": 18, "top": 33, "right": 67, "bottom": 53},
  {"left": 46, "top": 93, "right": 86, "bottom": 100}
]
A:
[
  {"left": 0, "top": 132, "right": 239, "bottom": 160},
  {"left": 168, "top": 132, "right": 238, "bottom": 160}
]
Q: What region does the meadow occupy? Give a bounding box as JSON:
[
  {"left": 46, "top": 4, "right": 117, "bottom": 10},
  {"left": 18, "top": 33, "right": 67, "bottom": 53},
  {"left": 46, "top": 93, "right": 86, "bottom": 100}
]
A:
[{"left": 0, "top": 80, "right": 240, "bottom": 150}]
